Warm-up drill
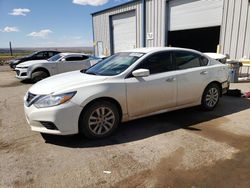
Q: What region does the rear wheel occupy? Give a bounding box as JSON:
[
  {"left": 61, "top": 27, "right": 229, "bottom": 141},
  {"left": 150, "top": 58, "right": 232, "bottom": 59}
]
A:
[
  {"left": 201, "top": 83, "right": 220, "bottom": 111},
  {"left": 79, "top": 100, "right": 120, "bottom": 139},
  {"left": 31, "top": 71, "right": 49, "bottom": 83}
]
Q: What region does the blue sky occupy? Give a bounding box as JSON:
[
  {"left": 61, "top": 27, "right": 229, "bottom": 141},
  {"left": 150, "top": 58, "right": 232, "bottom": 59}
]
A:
[{"left": 0, "top": 0, "right": 130, "bottom": 48}]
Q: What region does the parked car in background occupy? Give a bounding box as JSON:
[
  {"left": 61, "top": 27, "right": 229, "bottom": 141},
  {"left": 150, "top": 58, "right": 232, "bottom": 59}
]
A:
[
  {"left": 15, "top": 53, "right": 101, "bottom": 82},
  {"left": 24, "top": 47, "right": 229, "bottom": 138},
  {"left": 9, "top": 50, "right": 61, "bottom": 69}
]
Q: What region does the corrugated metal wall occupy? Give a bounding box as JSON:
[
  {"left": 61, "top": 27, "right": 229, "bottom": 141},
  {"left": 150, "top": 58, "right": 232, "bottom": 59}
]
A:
[
  {"left": 93, "top": 0, "right": 250, "bottom": 59},
  {"left": 220, "top": 0, "right": 250, "bottom": 59},
  {"left": 145, "top": 0, "right": 166, "bottom": 47},
  {"left": 92, "top": 0, "right": 166, "bottom": 55},
  {"left": 92, "top": 1, "right": 142, "bottom": 56}
]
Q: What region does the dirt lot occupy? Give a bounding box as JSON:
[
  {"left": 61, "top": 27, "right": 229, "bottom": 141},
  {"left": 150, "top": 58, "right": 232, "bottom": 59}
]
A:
[{"left": 0, "top": 65, "right": 250, "bottom": 188}]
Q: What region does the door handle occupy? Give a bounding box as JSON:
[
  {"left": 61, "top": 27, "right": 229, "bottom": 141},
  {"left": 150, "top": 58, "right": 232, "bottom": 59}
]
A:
[
  {"left": 166, "top": 77, "right": 176, "bottom": 82},
  {"left": 200, "top": 71, "right": 208, "bottom": 75}
]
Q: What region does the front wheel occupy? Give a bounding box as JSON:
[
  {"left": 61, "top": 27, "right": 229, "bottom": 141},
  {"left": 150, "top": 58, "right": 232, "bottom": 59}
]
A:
[
  {"left": 31, "top": 71, "right": 49, "bottom": 83},
  {"left": 79, "top": 100, "right": 120, "bottom": 139},
  {"left": 201, "top": 83, "right": 220, "bottom": 111}
]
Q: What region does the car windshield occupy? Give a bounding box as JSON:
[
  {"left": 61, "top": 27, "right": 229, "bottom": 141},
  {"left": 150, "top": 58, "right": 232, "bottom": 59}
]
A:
[
  {"left": 48, "top": 54, "right": 63, "bottom": 61},
  {"left": 85, "top": 52, "right": 144, "bottom": 76}
]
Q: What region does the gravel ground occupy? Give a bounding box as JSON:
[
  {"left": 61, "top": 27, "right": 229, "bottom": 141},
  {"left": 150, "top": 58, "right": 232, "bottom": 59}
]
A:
[{"left": 0, "top": 65, "right": 250, "bottom": 188}]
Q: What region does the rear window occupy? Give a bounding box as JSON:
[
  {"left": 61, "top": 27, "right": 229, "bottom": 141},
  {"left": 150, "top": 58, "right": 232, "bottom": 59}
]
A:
[
  {"left": 174, "top": 51, "right": 201, "bottom": 69},
  {"left": 200, "top": 56, "right": 209, "bottom": 66}
]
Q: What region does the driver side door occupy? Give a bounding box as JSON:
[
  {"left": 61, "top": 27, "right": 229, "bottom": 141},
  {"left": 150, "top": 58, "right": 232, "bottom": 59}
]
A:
[{"left": 125, "top": 51, "right": 177, "bottom": 117}]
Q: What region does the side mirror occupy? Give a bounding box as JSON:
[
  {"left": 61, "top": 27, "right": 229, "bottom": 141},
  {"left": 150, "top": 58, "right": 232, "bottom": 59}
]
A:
[
  {"left": 132, "top": 69, "right": 150, "bottom": 77},
  {"left": 61, "top": 58, "right": 66, "bottom": 62}
]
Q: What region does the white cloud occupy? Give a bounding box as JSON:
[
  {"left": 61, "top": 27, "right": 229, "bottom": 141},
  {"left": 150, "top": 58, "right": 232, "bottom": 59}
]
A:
[
  {"left": 73, "top": 0, "right": 109, "bottom": 6},
  {"left": 27, "top": 29, "right": 53, "bottom": 38},
  {"left": 9, "top": 8, "right": 31, "bottom": 16},
  {"left": 1, "top": 26, "right": 19, "bottom": 32}
]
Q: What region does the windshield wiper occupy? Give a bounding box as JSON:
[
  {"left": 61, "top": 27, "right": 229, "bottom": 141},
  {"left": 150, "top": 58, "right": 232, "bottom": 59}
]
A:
[
  {"left": 82, "top": 70, "right": 98, "bottom": 75},
  {"left": 80, "top": 69, "right": 87, "bottom": 73},
  {"left": 86, "top": 72, "right": 97, "bottom": 75}
]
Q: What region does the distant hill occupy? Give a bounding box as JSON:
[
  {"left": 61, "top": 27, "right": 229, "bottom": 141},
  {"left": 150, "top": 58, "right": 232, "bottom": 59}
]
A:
[{"left": 0, "top": 47, "right": 94, "bottom": 54}]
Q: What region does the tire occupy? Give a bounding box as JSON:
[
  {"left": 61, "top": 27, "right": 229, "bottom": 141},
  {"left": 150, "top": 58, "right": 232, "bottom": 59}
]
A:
[
  {"left": 31, "top": 71, "right": 49, "bottom": 83},
  {"left": 79, "top": 100, "right": 120, "bottom": 139},
  {"left": 201, "top": 83, "right": 220, "bottom": 111}
]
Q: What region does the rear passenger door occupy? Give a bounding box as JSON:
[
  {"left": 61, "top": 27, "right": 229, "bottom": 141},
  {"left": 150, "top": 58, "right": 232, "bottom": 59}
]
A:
[{"left": 173, "top": 51, "right": 210, "bottom": 106}]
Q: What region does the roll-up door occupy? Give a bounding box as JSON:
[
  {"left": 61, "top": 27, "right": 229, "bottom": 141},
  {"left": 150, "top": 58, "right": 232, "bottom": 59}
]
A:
[
  {"left": 169, "top": 0, "right": 223, "bottom": 31},
  {"left": 112, "top": 11, "right": 136, "bottom": 53}
]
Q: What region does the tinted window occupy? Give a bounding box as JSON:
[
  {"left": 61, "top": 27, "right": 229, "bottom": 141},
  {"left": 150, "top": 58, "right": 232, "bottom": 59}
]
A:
[
  {"left": 174, "top": 51, "right": 201, "bottom": 69},
  {"left": 53, "top": 51, "right": 59, "bottom": 56},
  {"left": 35, "top": 52, "right": 45, "bottom": 58},
  {"left": 48, "top": 52, "right": 55, "bottom": 57},
  {"left": 200, "top": 56, "right": 209, "bottom": 66},
  {"left": 65, "top": 55, "right": 89, "bottom": 61},
  {"left": 137, "top": 52, "right": 173, "bottom": 74}
]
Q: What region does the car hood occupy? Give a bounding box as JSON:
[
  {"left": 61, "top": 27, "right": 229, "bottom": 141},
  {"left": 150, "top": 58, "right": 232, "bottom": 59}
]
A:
[
  {"left": 17, "top": 60, "right": 48, "bottom": 67},
  {"left": 29, "top": 71, "right": 108, "bottom": 95}
]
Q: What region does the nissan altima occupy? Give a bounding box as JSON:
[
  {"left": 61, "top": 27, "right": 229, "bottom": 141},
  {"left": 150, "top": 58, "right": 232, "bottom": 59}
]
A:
[{"left": 24, "top": 47, "right": 229, "bottom": 138}]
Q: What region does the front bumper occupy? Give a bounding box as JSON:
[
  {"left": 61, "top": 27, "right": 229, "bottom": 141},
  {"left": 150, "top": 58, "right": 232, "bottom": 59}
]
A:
[
  {"left": 10, "top": 63, "right": 17, "bottom": 69},
  {"left": 222, "top": 81, "right": 230, "bottom": 94},
  {"left": 15, "top": 68, "right": 30, "bottom": 80},
  {"left": 10, "top": 64, "right": 15, "bottom": 69},
  {"left": 24, "top": 101, "right": 83, "bottom": 135}
]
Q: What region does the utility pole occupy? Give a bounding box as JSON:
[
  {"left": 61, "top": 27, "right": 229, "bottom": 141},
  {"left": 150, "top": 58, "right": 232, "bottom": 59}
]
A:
[{"left": 9, "top": 41, "right": 13, "bottom": 56}]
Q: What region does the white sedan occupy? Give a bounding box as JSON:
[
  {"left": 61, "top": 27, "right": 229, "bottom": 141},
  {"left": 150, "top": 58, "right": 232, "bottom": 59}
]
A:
[
  {"left": 15, "top": 53, "right": 101, "bottom": 82},
  {"left": 24, "top": 47, "right": 229, "bottom": 138}
]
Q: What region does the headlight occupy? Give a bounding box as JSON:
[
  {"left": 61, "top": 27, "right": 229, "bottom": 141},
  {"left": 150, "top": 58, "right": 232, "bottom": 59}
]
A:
[{"left": 34, "top": 92, "right": 76, "bottom": 108}]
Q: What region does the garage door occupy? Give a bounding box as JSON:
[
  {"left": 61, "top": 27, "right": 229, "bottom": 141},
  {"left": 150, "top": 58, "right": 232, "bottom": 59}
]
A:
[
  {"left": 112, "top": 11, "right": 136, "bottom": 53},
  {"left": 169, "top": 0, "right": 223, "bottom": 31}
]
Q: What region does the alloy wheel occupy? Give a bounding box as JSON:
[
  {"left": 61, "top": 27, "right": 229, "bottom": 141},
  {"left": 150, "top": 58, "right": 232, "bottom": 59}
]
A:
[
  {"left": 88, "top": 107, "right": 115, "bottom": 135},
  {"left": 205, "top": 87, "right": 219, "bottom": 108}
]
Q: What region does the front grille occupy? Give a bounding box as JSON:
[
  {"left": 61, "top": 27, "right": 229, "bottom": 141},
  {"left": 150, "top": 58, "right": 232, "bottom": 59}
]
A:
[{"left": 16, "top": 70, "right": 20, "bottom": 76}]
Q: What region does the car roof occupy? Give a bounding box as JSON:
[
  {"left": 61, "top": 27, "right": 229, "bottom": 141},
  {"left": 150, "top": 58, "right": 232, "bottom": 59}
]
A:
[
  {"left": 35, "top": 50, "right": 60, "bottom": 53},
  {"left": 59, "top": 53, "right": 88, "bottom": 56},
  {"left": 121, "top": 47, "right": 204, "bottom": 55}
]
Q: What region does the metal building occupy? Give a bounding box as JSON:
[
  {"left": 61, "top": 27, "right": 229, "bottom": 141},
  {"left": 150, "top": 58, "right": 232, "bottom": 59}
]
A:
[{"left": 92, "top": 0, "right": 250, "bottom": 60}]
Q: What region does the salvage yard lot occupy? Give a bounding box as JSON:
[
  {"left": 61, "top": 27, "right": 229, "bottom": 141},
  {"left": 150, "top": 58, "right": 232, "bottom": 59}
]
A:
[{"left": 0, "top": 65, "right": 250, "bottom": 188}]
